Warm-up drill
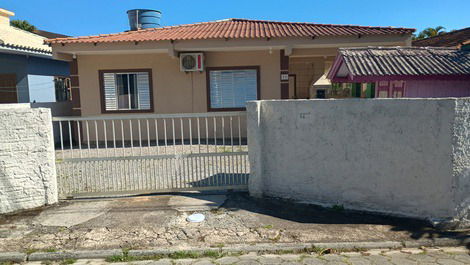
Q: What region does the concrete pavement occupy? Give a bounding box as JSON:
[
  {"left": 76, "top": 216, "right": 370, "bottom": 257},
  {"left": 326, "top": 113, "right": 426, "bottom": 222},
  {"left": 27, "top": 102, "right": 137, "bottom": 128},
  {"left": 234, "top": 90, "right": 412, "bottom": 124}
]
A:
[{"left": 1, "top": 193, "right": 468, "bottom": 252}]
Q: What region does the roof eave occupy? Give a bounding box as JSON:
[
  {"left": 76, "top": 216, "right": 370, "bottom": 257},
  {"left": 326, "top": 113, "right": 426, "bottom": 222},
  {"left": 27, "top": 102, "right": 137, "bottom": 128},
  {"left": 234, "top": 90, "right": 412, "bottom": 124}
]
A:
[
  {"left": 333, "top": 74, "right": 470, "bottom": 83},
  {"left": 0, "top": 45, "right": 53, "bottom": 58}
]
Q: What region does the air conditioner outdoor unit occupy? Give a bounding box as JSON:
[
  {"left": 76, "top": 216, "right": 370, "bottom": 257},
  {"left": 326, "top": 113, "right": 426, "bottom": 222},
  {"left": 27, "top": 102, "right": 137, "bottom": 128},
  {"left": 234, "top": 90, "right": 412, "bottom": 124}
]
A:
[{"left": 180, "top": 53, "right": 204, "bottom": 72}]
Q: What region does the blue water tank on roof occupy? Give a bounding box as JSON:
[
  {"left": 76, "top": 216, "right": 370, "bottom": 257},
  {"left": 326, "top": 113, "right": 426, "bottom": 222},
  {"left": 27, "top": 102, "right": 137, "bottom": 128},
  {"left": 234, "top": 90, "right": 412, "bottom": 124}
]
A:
[{"left": 127, "top": 9, "right": 161, "bottom": 31}]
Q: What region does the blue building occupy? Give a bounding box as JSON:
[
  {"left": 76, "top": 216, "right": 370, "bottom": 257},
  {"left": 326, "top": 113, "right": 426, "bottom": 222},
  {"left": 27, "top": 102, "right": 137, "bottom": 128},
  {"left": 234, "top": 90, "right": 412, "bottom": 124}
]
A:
[{"left": 0, "top": 8, "right": 70, "bottom": 104}]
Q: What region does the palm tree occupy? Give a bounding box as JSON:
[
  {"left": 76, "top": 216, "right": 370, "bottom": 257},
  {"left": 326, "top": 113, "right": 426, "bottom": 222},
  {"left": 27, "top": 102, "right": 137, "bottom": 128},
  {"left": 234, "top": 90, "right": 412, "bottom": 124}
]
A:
[
  {"left": 10, "top": 20, "right": 37, "bottom": 32},
  {"left": 413, "top": 26, "right": 446, "bottom": 40}
]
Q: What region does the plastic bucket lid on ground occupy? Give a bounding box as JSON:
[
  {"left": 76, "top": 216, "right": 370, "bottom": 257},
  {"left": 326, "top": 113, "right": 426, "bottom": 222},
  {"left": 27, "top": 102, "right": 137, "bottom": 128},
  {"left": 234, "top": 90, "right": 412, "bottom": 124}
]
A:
[{"left": 187, "top": 213, "right": 205, "bottom": 223}]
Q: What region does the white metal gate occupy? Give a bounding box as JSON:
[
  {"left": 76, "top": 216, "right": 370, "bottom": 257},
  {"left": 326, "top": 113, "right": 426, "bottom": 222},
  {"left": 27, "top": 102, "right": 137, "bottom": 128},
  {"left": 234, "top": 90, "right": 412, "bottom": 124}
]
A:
[{"left": 53, "top": 112, "right": 249, "bottom": 198}]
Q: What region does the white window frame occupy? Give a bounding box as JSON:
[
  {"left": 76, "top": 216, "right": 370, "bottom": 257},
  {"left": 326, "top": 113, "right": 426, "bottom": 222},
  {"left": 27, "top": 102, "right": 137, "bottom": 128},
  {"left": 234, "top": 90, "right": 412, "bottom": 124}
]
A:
[{"left": 100, "top": 69, "right": 153, "bottom": 113}]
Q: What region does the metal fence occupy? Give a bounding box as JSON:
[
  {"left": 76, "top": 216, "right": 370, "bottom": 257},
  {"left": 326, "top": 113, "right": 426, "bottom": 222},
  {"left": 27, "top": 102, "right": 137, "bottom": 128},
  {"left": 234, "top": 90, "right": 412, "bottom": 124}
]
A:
[{"left": 53, "top": 112, "right": 249, "bottom": 198}]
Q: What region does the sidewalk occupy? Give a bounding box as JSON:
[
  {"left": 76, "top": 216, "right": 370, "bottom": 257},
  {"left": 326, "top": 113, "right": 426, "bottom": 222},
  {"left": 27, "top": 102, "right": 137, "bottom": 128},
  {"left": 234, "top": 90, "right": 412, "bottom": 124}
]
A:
[
  {"left": 1, "top": 193, "right": 468, "bottom": 253},
  {"left": 23, "top": 247, "right": 470, "bottom": 265}
]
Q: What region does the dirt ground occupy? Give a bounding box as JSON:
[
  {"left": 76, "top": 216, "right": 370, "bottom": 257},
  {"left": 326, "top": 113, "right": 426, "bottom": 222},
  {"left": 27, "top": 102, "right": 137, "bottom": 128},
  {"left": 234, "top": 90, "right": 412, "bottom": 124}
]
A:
[{"left": 0, "top": 192, "right": 468, "bottom": 252}]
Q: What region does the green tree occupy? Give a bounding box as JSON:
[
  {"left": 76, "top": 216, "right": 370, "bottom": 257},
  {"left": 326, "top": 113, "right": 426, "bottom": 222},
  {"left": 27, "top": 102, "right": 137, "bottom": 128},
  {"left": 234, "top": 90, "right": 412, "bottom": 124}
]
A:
[
  {"left": 10, "top": 19, "right": 37, "bottom": 32},
  {"left": 413, "top": 26, "right": 446, "bottom": 40}
]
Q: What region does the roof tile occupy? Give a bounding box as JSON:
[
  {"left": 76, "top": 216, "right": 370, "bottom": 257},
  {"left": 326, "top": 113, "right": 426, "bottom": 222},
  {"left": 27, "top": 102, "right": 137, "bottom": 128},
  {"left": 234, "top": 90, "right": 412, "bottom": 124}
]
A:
[
  {"left": 45, "top": 18, "right": 415, "bottom": 44},
  {"left": 335, "top": 47, "right": 470, "bottom": 77},
  {"left": 413, "top": 27, "right": 470, "bottom": 47}
]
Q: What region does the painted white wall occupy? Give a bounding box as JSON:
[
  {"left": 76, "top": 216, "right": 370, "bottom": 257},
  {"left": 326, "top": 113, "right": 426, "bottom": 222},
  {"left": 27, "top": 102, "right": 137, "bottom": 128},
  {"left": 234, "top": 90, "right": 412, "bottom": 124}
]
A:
[
  {"left": 28, "top": 75, "right": 56, "bottom": 103},
  {"left": 0, "top": 104, "right": 58, "bottom": 214},
  {"left": 247, "top": 98, "right": 470, "bottom": 228}
]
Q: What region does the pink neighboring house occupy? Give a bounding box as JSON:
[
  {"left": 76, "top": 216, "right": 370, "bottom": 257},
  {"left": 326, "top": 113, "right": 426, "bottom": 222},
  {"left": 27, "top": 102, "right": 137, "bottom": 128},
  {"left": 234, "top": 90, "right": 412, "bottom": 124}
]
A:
[{"left": 327, "top": 47, "right": 470, "bottom": 98}]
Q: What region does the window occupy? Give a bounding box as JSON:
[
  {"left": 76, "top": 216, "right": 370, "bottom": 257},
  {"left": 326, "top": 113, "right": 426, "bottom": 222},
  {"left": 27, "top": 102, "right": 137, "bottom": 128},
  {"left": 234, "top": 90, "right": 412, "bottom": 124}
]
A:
[
  {"left": 329, "top": 82, "right": 375, "bottom": 98},
  {"left": 28, "top": 75, "right": 55, "bottom": 102},
  {"left": 207, "top": 67, "right": 259, "bottom": 110},
  {"left": 100, "top": 70, "right": 152, "bottom": 112}
]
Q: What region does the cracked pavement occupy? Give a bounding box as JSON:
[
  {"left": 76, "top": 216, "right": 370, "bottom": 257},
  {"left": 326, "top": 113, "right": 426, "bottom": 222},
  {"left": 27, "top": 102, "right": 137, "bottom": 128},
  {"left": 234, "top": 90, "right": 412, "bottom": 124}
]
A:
[{"left": 0, "top": 193, "right": 468, "bottom": 252}]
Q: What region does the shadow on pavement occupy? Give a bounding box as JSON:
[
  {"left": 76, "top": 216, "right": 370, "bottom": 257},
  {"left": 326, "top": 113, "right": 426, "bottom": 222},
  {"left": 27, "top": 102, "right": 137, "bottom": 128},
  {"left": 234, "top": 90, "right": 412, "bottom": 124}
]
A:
[{"left": 220, "top": 192, "right": 469, "bottom": 248}]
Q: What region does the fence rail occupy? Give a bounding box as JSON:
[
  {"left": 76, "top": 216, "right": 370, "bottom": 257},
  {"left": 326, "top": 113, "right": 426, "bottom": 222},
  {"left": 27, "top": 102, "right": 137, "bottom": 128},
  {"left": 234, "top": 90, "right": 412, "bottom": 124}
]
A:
[{"left": 52, "top": 112, "right": 249, "bottom": 198}]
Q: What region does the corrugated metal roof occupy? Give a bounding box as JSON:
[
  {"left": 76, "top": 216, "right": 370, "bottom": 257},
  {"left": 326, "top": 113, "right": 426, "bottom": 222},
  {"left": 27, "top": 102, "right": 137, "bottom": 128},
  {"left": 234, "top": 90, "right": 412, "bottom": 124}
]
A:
[
  {"left": 337, "top": 47, "right": 470, "bottom": 77},
  {"left": 45, "top": 18, "right": 415, "bottom": 44}
]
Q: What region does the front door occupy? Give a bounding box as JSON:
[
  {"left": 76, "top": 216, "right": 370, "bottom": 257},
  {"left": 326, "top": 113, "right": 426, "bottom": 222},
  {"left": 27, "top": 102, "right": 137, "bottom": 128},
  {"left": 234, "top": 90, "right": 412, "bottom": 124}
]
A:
[
  {"left": 288, "top": 74, "right": 297, "bottom": 99},
  {"left": 391, "top": 81, "right": 405, "bottom": 98},
  {"left": 0, "top": 74, "right": 17, "bottom": 103}
]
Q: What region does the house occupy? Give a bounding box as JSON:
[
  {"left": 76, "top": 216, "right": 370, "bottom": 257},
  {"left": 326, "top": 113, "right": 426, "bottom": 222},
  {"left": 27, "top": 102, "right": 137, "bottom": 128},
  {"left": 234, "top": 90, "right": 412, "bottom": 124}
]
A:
[
  {"left": 327, "top": 46, "right": 470, "bottom": 98},
  {"left": 413, "top": 27, "right": 470, "bottom": 50},
  {"left": 46, "top": 10, "right": 415, "bottom": 116},
  {"left": 0, "top": 8, "right": 71, "bottom": 108}
]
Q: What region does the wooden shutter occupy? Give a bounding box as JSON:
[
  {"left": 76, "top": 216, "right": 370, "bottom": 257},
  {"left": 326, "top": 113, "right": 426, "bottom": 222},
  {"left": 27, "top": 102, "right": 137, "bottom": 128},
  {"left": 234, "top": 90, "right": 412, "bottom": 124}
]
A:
[
  {"left": 0, "top": 74, "right": 17, "bottom": 103},
  {"left": 103, "top": 73, "right": 117, "bottom": 110},
  {"left": 136, "top": 72, "right": 151, "bottom": 110}
]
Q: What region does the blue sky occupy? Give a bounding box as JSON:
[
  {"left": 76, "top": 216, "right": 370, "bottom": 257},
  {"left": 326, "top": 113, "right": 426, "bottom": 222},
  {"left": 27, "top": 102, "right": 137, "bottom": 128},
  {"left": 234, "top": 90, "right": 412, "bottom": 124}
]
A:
[{"left": 2, "top": 0, "right": 469, "bottom": 37}]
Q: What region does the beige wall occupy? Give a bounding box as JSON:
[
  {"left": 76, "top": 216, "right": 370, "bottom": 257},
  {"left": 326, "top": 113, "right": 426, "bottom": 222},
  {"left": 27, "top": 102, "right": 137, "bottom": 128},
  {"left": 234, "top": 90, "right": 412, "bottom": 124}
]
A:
[
  {"left": 0, "top": 8, "right": 51, "bottom": 52},
  {"left": 76, "top": 37, "right": 410, "bottom": 115},
  {"left": 77, "top": 50, "right": 280, "bottom": 116}
]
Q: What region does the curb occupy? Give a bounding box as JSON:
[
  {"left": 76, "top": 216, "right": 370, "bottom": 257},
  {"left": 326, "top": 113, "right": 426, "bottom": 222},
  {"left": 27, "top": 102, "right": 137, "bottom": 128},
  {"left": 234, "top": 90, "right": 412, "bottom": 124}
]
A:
[
  {"left": 28, "top": 249, "right": 122, "bottom": 261},
  {"left": 2, "top": 238, "right": 468, "bottom": 262},
  {"left": 0, "top": 252, "right": 27, "bottom": 262}
]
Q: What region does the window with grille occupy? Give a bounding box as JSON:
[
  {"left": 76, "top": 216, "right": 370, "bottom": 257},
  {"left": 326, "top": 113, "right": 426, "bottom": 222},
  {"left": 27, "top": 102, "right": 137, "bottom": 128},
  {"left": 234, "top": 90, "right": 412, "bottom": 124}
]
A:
[
  {"left": 100, "top": 70, "right": 152, "bottom": 112},
  {"left": 208, "top": 67, "right": 259, "bottom": 110}
]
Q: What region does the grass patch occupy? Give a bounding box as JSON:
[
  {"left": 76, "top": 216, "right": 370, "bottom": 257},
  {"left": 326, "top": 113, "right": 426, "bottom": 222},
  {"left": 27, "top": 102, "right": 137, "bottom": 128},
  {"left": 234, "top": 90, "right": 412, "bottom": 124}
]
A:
[
  {"left": 262, "top": 224, "right": 273, "bottom": 229},
  {"left": 331, "top": 204, "right": 345, "bottom": 212},
  {"left": 310, "top": 247, "right": 333, "bottom": 255},
  {"left": 168, "top": 250, "right": 223, "bottom": 259},
  {"left": 106, "top": 249, "right": 226, "bottom": 262},
  {"left": 168, "top": 251, "right": 201, "bottom": 259},
  {"left": 202, "top": 250, "right": 224, "bottom": 259},
  {"left": 261, "top": 246, "right": 334, "bottom": 256},
  {"left": 26, "top": 249, "right": 39, "bottom": 255},
  {"left": 210, "top": 243, "right": 225, "bottom": 248},
  {"left": 210, "top": 208, "right": 225, "bottom": 215},
  {"left": 273, "top": 249, "right": 296, "bottom": 255},
  {"left": 104, "top": 245, "right": 372, "bottom": 263},
  {"left": 59, "top": 259, "right": 77, "bottom": 265},
  {"left": 25, "top": 248, "right": 57, "bottom": 255},
  {"left": 0, "top": 262, "right": 15, "bottom": 265}
]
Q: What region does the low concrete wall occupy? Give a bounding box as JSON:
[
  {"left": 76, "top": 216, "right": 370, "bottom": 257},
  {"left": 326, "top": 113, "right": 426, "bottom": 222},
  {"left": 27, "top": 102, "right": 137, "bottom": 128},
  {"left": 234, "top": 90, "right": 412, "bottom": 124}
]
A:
[
  {"left": 247, "top": 98, "right": 470, "bottom": 228},
  {"left": 31, "top": 102, "right": 73, "bottom": 117},
  {"left": 31, "top": 102, "right": 73, "bottom": 144},
  {"left": 0, "top": 104, "right": 58, "bottom": 214}
]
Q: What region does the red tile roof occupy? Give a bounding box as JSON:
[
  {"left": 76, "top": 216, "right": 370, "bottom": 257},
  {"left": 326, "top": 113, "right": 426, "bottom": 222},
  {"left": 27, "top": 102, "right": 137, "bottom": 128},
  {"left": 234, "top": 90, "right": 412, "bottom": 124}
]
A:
[
  {"left": 45, "top": 18, "right": 415, "bottom": 44},
  {"left": 413, "top": 27, "right": 470, "bottom": 48}
]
